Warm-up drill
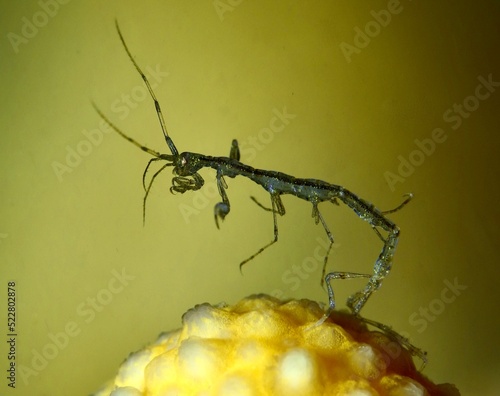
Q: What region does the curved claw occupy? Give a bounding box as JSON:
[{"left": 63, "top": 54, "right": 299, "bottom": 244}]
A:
[
  {"left": 214, "top": 202, "right": 230, "bottom": 229},
  {"left": 171, "top": 173, "right": 204, "bottom": 194}
]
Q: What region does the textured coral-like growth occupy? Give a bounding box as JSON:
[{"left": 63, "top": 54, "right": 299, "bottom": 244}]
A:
[{"left": 93, "top": 295, "right": 459, "bottom": 396}]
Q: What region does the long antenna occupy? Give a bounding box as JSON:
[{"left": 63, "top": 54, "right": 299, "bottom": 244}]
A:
[
  {"left": 115, "top": 19, "right": 179, "bottom": 156},
  {"left": 92, "top": 101, "right": 164, "bottom": 158}
]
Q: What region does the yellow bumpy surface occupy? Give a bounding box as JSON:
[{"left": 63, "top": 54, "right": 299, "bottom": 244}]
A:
[{"left": 93, "top": 295, "right": 459, "bottom": 396}]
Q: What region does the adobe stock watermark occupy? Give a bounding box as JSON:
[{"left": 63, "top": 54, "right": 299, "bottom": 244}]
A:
[
  {"left": 269, "top": 233, "right": 425, "bottom": 375},
  {"left": 409, "top": 277, "right": 467, "bottom": 333},
  {"left": 18, "top": 267, "right": 135, "bottom": 385},
  {"left": 340, "top": 0, "right": 410, "bottom": 63},
  {"left": 177, "top": 106, "right": 296, "bottom": 223},
  {"left": 385, "top": 73, "right": 499, "bottom": 191},
  {"left": 52, "top": 64, "right": 169, "bottom": 182},
  {"left": 271, "top": 235, "right": 339, "bottom": 299},
  {"left": 7, "top": 0, "right": 73, "bottom": 54},
  {"left": 213, "top": 0, "right": 244, "bottom": 22}
]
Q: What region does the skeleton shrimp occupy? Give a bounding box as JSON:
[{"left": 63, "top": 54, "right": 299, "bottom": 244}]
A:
[{"left": 92, "top": 21, "right": 412, "bottom": 316}]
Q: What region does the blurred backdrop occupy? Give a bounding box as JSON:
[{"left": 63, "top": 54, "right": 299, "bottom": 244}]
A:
[{"left": 1, "top": 1, "right": 499, "bottom": 394}]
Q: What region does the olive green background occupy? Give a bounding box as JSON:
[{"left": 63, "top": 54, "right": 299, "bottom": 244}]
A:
[{"left": 1, "top": 1, "right": 499, "bottom": 395}]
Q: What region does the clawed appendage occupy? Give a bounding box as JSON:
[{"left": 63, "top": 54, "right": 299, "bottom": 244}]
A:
[
  {"left": 324, "top": 272, "right": 371, "bottom": 312},
  {"left": 310, "top": 310, "right": 428, "bottom": 369},
  {"left": 360, "top": 316, "right": 428, "bottom": 369},
  {"left": 318, "top": 193, "right": 412, "bottom": 315},
  {"left": 214, "top": 202, "right": 230, "bottom": 229},
  {"left": 171, "top": 175, "right": 204, "bottom": 193},
  {"left": 96, "top": 21, "right": 417, "bottom": 339}
]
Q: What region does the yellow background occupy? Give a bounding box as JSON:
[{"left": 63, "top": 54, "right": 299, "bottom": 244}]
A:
[{"left": 1, "top": 1, "right": 499, "bottom": 394}]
